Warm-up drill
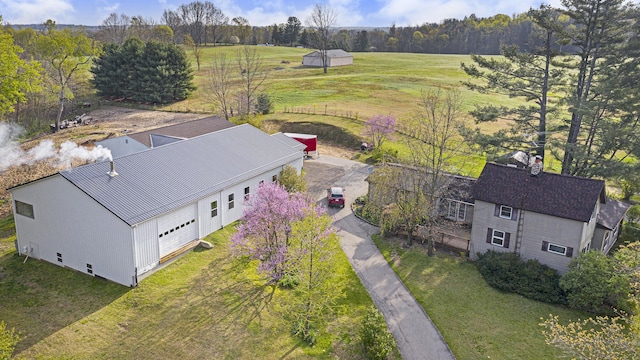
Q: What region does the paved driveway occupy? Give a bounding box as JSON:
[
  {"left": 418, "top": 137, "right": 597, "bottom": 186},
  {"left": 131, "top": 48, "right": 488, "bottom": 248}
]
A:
[{"left": 304, "top": 156, "right": 455, "bottom": 360}]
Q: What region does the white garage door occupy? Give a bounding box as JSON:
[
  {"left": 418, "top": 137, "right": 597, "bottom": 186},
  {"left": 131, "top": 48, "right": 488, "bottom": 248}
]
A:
[{"left": 158, "top": 204, "right": 198, "bottom": 256}]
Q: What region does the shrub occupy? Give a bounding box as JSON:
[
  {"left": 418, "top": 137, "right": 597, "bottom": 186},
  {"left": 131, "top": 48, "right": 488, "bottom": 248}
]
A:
[
  {"left": 369, "top": 147, "right": 398, "bottom": 163},
  {"left": 255, "top": 93, "right": 273, "bottom": 115},
  {"left": 560, "top": 251, "right": 631, "bottom": 315},
  {"left": 476, "top": 251, "right": 566, "bottom": 304},
  {"left": 360, "top": 306, "right": 395, "bottom": 360},
  {"left": 0, "top": 321, "right": 20, "bottom": 360}
]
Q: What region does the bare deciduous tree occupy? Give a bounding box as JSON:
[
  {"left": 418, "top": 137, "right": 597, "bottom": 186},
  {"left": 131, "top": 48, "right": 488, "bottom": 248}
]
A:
[
  {"left": 178, "top": 1, "right": 207, "bottom": 46},
  {"left": 204, "top": 2, "right": 227, "bottom": 46},
  {"left": 372, "top": 88, "right": 467, "bottom": 249},
  {"left": 128, "top": 15, "right": 155, "bottom": 42},
  {"left": 100, "top": 13, "right": 129, "bottom": 45},
  {"left": 306, "top": 3, "right": 338, "bottom": 73},
  {"left": 207, "top": 52, "right": 235, "bottom": 119},
  {"left": 161, "top": 9, "right": 182, "bottom": 44},
  {"left": 237, "top": 46, "right": 267, "bottom": 116}
]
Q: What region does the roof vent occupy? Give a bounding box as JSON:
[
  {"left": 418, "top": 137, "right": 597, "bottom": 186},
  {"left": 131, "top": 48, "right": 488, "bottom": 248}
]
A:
[{"left": 107, "top": 161, "right": 118, "bottom": 177}]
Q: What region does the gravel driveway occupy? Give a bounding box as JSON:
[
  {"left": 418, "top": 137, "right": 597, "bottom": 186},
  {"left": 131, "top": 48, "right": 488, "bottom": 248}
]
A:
[{"left": 304, "top": 155, "right": 455, "bottom": 360}]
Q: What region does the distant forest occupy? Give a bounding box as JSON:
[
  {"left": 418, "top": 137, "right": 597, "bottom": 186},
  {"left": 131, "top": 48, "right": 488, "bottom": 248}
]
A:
[{"left": 7, "top": 11, "right": 563, "bottom": 55}]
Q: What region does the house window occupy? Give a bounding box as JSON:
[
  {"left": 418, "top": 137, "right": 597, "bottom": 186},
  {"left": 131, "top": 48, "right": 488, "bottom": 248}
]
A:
[
  {"left": 582, "top": 241, "right": 591, "bottom": 253},
  {"left": 491, "top": 230, "right": 506, "bottom": 247},
  {"left": 486, "top": 228, "right": 510, "bottom": 248},
  {"left": 244, "top": 186, "right": 250, "bottom": 201},
  {"left": 87, "top": 263, "right": 93, "bottom": 274},
  {"left": 603, "top": 232, "right": 611, "bottom": 250},
  {"left": 272, "top": 175, "right": 277, "bottom": 182},
  {"left": 211, "top": 201, "right": 218, "bottom": 218},
  {"left": 499, "top": 205, "right": 512, "bottom": 219},
  {"left": 446, "top": 200, "right": 466, "bottom": 221},
  {"left": 545, "top": 242, "right": 568, "bottom": 256},
  {"left": 228, "top": 193, "right": 235, "bottom": 209},
  {"left": 15, "top": 200, "right": 34, "bottom": 219},
  {"left": 56, "top": 252, "right": 63, "bottom": 263}
]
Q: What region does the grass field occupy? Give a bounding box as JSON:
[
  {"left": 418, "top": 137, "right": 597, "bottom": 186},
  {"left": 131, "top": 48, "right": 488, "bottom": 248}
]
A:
[
  {"left": 157, "top": 46, "right": 516, "bottom": 120},
  {"left": 372, "top": 235, "right": 583, "bottom": 360},
  {"left": 0, "top": 224, "right": 379, "bottom": 359}
]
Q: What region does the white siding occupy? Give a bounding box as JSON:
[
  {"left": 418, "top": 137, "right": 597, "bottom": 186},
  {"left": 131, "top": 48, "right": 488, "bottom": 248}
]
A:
[
  {"left": 133, "top": 219, "right": 160, "bottom": 274},
  {"left": 158, "top": 204, "right": 198, "bottom": 256},
  {"left": 328, "top": 56, "right": 353, "bottom": 66},
  {"left": 198, "top": 192, "right": 223, "bottom": 237},
  {"left": 10, "top": 175, "right": 136, "bottom": 286}
]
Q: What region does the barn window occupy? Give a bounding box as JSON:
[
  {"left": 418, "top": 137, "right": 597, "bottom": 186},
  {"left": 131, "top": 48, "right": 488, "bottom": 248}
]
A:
[
  {"left": 181, "top": 224, "right": 185, "bottom": 228},
  {"left": 87, "top": 264, "right": 93, "bottom": 274},
  {"left": 159, "top": 233, "right": 163, "bottom": 238},
  {"left": 244, "top": 187, "right": 250, "bottom": 201},
  {"left": 56, "top": 252, "right": 63, "bottom": 263},
  {"left": 191, "top": 219, "right": 195, "bottom": 224},
  {"left": 211, "top": 201, "right": 218, "bottom": 217},
  {"left": 15, "top": 200, "right": 34, "bottom": 219},
  {"left": 228, "top": 193, "right": 235, "bottom": 209}
]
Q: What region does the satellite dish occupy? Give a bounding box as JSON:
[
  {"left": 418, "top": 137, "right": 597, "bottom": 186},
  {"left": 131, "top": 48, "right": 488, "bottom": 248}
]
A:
[{"left": 511, "top": 151, "right": 530, "bottom": 166}]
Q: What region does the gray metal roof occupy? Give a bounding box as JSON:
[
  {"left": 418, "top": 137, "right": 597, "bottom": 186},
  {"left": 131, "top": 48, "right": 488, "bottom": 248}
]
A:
[
  {"left": 303, "top": 49, "right": 353, "bottom": 58},
  {"left": 270, "top": 132, "right": 307, "bottom": 151},
  {"left": 59, "top": 124, "right": 303, "bottom": 226}
]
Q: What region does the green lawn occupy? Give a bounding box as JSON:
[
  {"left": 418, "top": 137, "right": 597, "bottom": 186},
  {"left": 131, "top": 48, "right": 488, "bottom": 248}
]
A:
[
  {"left": 372, "top": 235, "right": 583, "bottom": 360},
  {"left": 0, "top": 222, "right": 376, "bottom": 359},
  {"left": 158, "top": 46, "right": 517, "bottom": 121}
]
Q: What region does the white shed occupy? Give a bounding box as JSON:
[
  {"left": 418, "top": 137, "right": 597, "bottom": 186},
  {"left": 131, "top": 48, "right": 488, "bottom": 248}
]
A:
[
  {"left": 302, "top": 49, "right": 353, "bottom": 67},
  {"left": 9, "top": 124, "right": 304, "bottom": 286}
]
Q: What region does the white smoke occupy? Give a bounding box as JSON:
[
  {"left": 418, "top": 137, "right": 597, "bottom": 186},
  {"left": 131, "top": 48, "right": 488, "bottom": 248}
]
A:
[{"left": 0, "top": 123, "right": 112, "bottom": 173}]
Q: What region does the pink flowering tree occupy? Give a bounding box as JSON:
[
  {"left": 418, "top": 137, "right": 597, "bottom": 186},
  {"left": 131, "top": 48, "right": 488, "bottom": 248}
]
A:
[
  {"left": 230, "top": 181, "right": 318, "bottom": 283},
  {"left": 362, "top": 114, "right": 396, "bottom": 149}
]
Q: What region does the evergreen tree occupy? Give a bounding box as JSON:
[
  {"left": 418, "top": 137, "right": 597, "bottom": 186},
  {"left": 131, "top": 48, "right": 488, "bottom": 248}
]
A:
[
  {"left": 461, "top": 6, "right": 563, "bottom": 162},
  {"left": 283, "top": 16, "right": 301, "bottom": 46},
  {"left": 557, "top": 0, "right": 639, "bottom": 176},
  {"left": 90, "top": 43, "right": 123, "bottom": 98},
  {"left": 90, "top": 40, "right": 194, "bottom": 103}
]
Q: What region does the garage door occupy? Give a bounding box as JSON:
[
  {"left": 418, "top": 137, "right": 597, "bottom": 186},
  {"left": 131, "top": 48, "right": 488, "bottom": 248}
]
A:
[{"left": 158, "top": 204, "right": 198, "bottom": 256}]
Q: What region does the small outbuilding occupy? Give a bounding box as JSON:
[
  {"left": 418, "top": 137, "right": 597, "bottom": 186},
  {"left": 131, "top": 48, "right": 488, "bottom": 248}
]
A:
[
  {"left": 9, "top": 124, "right": 305, "bottom": 287},
  {"left": 302, "top": 49, "right": 353, "bottom": 67}
]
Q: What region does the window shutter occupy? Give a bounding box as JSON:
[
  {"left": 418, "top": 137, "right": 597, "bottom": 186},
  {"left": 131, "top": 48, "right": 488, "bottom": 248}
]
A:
[
  {"left": 486, "top": 228, "right": 493, "bottom": 243},
  {"left": 511, "top": 209, "right": 518, "bottom": 221},
  {"left": 504, "top": 232, "right": 510, "bottom": 248},
  {"left": 566, "top": 247, "right": 574, "bottom": 257},
  {"left": 541, "top": 241, "right": 548, "bottom": 251},
  {"left": 494, "top": 204, "right": 500, "bottom": 217}
]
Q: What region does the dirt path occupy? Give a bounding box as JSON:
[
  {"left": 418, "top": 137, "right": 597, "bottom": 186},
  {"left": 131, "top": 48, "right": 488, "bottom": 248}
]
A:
[{"left": 304, "top": 156, "right": 455, "bottom": 360}]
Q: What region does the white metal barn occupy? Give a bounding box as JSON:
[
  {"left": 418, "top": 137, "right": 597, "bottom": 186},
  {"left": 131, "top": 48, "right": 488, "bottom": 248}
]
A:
[
  {"left": 302, "top": 49, "right": 353, "bottom": 67},
  {"left": 9, "top": 124, "right": 306, "bottom": 287}
]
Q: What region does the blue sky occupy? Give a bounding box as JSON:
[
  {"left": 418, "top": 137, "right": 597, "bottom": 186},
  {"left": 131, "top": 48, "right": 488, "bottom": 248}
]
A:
[{"left": 0, "top": 0, "right": 562, "bottom": 28}]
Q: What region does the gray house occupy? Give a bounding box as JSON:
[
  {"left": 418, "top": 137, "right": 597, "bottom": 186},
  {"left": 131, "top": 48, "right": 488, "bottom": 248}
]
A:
[
  {"left": 468, "top": 163, "right": 626, "bottom": 274},
  {"left": 10, "top": 124, "right": 305, "bottom": 286}
]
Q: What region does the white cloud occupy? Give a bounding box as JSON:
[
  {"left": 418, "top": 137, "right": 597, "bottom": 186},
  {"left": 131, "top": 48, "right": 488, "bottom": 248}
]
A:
[{"left": 0, "top": 0, "right": 75, "bottom": 24}]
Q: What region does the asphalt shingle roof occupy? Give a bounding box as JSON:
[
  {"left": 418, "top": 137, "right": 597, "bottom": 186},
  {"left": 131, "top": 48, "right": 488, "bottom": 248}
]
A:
[
  {"left": 59, "top": 124, "right": 302, "bottom": 226},
  {"left": 597, "top": 197, "right": 631, "bottom": 230},
  {"left": 127, "top": 116, "right": 235, "bottom": 147},
  {"left": 473, "top": 163, "right": 606, "bottom": 222}
]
